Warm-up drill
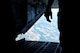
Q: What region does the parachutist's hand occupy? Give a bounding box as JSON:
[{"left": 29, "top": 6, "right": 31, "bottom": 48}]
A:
[
  {"left": 44, "top": 13, "right": 51, "bottom": 22},
  {"left": 44, "top": 10, "right": 52, "bottom": 22}
]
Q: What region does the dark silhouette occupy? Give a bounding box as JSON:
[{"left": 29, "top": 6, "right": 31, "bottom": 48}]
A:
[
  {"left": 57, "top": 8, "right": 62, "bottom": 53},
  {"left": 1, "top": 0, "right": 27, "bottom": 53},
  {"left": 11, "top": 0, "right": 27, "bottom": 34},
  {"left": 44, "top": 0, "right": 54, "bottom": 22}
]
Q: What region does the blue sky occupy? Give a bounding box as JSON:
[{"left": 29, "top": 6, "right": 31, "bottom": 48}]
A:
[{"left": 16, "top": 8, "right": 60, "bottom": 43}]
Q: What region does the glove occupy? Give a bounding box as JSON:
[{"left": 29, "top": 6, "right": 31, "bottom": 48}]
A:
[{"left": 44, "top": 9, "right": 52, "bottom": 22}]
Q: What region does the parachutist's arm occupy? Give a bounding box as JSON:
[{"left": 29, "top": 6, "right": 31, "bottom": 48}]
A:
[{"left": 44, "top": 0, "right": 54, "bottom": 22}]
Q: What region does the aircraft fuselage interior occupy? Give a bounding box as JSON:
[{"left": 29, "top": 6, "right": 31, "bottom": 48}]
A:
[{"left": 4, "top": 0, "right": 63, "bottom": 53}]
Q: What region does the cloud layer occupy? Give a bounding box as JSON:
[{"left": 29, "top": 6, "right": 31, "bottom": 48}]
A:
[{"left": 16, "top": 8, "right": 60, "bottom": 42}]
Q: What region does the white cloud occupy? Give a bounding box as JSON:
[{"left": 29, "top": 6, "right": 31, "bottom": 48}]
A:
[
  {"left": 24, "top": 27, "right": 41, "bottom": 41},
  {"left": 15, "top": 33, "right": 25, "bottom": 41},
  {"left": 35, "top": 23, "right": 60, "bottom": 42},
  {"left": 36, "top": 26, "right": 57, "bottom": 35}
]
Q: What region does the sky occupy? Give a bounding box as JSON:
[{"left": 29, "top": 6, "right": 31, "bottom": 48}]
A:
[{"left": 16, "top": 8, "right": 60, "bottom": 43}]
